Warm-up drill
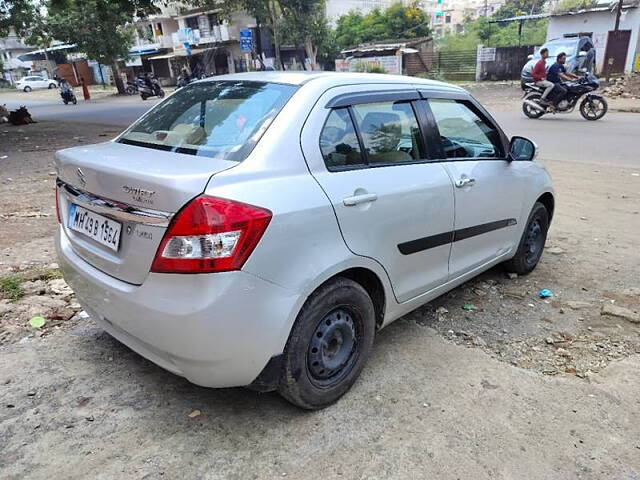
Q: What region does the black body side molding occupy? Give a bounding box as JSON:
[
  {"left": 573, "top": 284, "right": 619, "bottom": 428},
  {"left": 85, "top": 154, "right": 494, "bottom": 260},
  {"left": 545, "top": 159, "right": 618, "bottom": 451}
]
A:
[{"left": 398, "top": 218, "right": 517, "bottom": 255}]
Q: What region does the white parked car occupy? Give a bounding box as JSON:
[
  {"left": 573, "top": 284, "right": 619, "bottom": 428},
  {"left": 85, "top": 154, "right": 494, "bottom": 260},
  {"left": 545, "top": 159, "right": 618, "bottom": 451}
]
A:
[
  {"left": 55, "top": 72, "right": 554, "bottom": 409},
  {"left": 16, "top": 76, "right": 58, "bottom": 92}
]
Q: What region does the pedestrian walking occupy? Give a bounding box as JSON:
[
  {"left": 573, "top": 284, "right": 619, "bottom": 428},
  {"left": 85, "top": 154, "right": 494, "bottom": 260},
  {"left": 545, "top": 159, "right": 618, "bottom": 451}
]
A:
[{"left": 80, "top": 77, "right": 90, "bottom": 101}]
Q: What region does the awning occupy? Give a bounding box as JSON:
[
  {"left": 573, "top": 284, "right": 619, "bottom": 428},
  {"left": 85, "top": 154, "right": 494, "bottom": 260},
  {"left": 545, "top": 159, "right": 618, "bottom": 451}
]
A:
[
  {"left": 342, "top": 43, "right": 405, "bottom": 55},
  {"left": 148, "top": 48, "right": 213, "bottom": 60},
  {"left": 18, "top": 43, "right": 76, "bottom": 61},
  {"left": 147, "top": 53, "right": 176, "bottom": 60}
]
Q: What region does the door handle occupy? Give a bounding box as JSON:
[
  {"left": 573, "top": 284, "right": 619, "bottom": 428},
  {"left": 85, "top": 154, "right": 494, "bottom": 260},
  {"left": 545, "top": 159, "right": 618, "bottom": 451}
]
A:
[
  {"left": 455, "top": 177, "right": 476, "bottom": 188},
  {"left": 343, "top": 193, "right": 378, "bottom": 206}
]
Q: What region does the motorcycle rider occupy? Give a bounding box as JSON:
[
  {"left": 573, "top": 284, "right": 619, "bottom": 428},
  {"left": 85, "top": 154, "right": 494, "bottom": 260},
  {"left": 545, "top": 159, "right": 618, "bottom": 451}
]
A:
[
  {"left": 177, "top": 68, "right": 191, "bottom": 88},
  {"left": 532, "top": 48, "right": 554, "bottom": 105},
  {"left": 547, "top": 52, "right": 580, "bottom": 104}
]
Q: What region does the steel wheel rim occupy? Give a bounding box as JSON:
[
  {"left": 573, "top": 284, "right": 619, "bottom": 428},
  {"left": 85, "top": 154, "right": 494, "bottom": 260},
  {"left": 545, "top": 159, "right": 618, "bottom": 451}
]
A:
[
  {"left": 524, "top": 218, "right": 544, "bottom": 265},
  {"left": 307, "top": 308, "right": 358, "bottom": 387}
]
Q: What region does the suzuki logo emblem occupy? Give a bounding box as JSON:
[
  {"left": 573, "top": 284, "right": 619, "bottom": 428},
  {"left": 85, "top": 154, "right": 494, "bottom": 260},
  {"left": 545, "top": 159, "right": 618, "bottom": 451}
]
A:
[{"left": 76, "top": 168, "right": 86, "bottom": 187}]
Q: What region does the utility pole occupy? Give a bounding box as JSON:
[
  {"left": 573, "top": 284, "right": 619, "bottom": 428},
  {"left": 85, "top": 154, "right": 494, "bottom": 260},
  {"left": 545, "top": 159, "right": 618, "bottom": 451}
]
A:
[
  {"left": 614, "top": 0, "right": 623, "bottom": 31},
  {"left": 484, "top": 0, "right": 488, "bottom": 17}
]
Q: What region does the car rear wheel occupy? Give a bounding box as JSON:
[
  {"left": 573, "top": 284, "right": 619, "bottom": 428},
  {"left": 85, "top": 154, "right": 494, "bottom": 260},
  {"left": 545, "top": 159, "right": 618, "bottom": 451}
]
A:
[
  {"left": 48, "top": 83, "right": 57, "bottom": 89},
  {"left": 23, "top": 86, "right": 32, "bottom": 92},
  {"left": 504, "top": 202, "right": 549, "bottom": 275},
  {"left": 278, "top": 277, "right": 375, "bottom": 409}
]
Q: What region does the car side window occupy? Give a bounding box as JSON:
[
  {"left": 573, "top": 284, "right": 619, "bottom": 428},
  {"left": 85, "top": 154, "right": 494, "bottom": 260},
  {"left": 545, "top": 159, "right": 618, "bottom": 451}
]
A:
[
  {"left": 319, "top": 108, "right": 365, "bottom": 170},
  {"left": 351, "top": 101, "right": 425, "bottom": 165},
  {"left": 428, "top": 98, "right": 503, "bottom": 159}
]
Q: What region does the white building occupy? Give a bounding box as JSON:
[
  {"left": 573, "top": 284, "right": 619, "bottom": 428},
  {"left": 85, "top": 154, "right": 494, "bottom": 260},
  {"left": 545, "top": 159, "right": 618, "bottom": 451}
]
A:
[
  {"left": 0, "top": 31, "right": 34, "bottom": 84},
  {"left": 421, "top": 0, "right": 505, "bottom": 36},
  {"left": 546, "top": 2, "right": 640, "bottom": 74},
  {"left": 129, "top": 3, "right": 258, "bottom": 82}
]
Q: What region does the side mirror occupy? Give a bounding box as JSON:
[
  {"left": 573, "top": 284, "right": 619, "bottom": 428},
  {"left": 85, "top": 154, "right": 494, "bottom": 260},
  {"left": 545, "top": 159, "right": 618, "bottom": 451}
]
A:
[
  {"left": 509, "top": 136, "right": 537, "bottom": 161},
  {"left": 527, "top": 54, "right": 534, "bottom": 60}
]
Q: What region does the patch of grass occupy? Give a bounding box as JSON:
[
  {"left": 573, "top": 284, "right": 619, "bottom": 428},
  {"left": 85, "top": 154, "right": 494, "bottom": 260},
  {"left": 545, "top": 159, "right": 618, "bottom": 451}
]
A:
[
  {"left": 0, "top": 267, "right": 62, "bottom": 302},
  {"left": 0, "top": 275, "right": 25, "bottom": 302},
  {"left": 34, "top": 268, "right": 63, "bottom": 282}
]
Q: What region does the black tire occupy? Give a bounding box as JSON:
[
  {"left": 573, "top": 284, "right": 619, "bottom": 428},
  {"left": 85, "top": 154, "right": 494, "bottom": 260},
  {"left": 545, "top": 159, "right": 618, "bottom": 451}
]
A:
[
  {"left": 48, "top": 83, "right": 57, "bottom": 89},
  {"left": 23, "top": 86, "right": 32, "bottom": 92},
  {"left": 125, "top": 86, "right": 136, "bottom": 95},
  {"left": 504, "top": 202, "right": 549, "bottom": 275},
  {"left": 522, "top": 93, "right": 545, "bottom": 119},
  {"left": 140, "top": 93, "right": 148, "bottom": 100},
  {"left": 63, "top": 100, "right": 68, "bottom": 105},
  {"left": 580, "top": 96, "right": 607, "bottom": 121},
  {"left": 278, "top": 277, "right": 376, "bottom": 409},
  {"left": 72, "top": 98, "right": 77, "bottom": 105},
  {"left": 158, "top": 89, "right": 165, "bottom": 98}
]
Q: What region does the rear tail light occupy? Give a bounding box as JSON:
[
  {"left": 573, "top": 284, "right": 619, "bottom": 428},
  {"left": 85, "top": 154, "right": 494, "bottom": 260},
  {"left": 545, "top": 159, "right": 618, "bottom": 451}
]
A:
[
  {"left": 150, "top": 195, "right": 272, "bottom": 274},
  {"left": 55, "top": 184, "right": 61, "bottom": 223}
]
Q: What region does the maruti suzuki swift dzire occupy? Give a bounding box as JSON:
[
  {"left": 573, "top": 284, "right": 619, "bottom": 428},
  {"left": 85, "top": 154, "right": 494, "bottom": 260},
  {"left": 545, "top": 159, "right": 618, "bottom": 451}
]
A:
[{"left": 56, "top": 72, "right": 554, "bottom": 409}]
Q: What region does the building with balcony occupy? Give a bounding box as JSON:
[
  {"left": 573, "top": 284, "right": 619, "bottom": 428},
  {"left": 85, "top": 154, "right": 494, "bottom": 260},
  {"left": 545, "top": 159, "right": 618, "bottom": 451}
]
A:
[
  {"left": 422, "top": 0, "right": 505, "bottom": 36},
  {"left": 127, "top": 4, "right": 258, "bottom": 84}
]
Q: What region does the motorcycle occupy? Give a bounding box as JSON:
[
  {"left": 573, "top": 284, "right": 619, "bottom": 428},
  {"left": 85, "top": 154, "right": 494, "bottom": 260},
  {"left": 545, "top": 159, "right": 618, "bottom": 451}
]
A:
[
  {"left": 136, "top": 76, "right": 165, "bottom": 100},
  {"left": 175, "top": 73, "right": 192, "bottom": 91},
  {"left": 125, "top": 81, "right": 138, "bottom": 95},
  {"left": 60, "top": 86, "right": 77, "bottom": 105},
  {"left": 522, "top": 71, "right": 608, "bottom": 121}
]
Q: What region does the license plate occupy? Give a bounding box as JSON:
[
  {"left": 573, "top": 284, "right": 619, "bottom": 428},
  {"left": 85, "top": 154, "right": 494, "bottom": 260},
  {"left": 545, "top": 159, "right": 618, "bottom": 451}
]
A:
[{"left": 68, "top": 204, "right": 122, "bottom": 252}]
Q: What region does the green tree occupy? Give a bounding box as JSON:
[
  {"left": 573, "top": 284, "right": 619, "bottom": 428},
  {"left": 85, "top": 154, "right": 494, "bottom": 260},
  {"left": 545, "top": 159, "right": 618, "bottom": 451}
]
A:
[
  {"left": 49, "top": 0, "right": 158, "bottom": 93},
  {"left": 280, "top": 0, "right": 329, "bottom": 69},
  {"left": 493, "top": 0, "right": 546, "bottom": 19},
  {"left": 335, "top": 1, "right": 430, "bottom": 49},
  {"left": 193, "top": 0, "right": 286, "bottom": 69},
  {"left": 196, "top": 0, "right": 334, "bottom": 70},
  {"left": 440, "top": 15, "right": 548, "bottom": 50},
  {"left": 0, "top": 0, "right": 39, "bottom": 37},
  {"left": 554, "top": 0, "right": 597, "bottom": 13}
]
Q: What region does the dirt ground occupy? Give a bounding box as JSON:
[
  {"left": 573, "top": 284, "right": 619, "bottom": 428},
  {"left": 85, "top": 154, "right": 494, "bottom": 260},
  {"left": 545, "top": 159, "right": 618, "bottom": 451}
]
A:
[{"left": 1, "top": 87, "right": 639, "bottom": 479}]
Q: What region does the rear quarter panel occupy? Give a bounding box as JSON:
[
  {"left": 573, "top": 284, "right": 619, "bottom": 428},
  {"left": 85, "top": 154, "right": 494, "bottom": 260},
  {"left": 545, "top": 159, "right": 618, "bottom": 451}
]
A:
[{"left": 202, "top": 81, "right": 396, "bottom": 338}]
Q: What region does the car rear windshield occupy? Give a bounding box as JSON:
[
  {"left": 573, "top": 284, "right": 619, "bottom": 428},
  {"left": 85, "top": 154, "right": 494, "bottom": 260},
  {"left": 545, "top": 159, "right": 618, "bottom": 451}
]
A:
[
  {"left": 118, "top": 81, "right": 298, "bottom": 161},
  {"left": 535, "top": 40, "right": 578, "bottom": 59}
]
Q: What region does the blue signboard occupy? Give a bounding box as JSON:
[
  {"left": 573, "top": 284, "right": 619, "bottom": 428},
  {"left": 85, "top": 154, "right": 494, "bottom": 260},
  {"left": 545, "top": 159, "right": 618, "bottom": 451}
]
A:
[{"left": 240, "top": 29, "right": 253, "bottom": 52}]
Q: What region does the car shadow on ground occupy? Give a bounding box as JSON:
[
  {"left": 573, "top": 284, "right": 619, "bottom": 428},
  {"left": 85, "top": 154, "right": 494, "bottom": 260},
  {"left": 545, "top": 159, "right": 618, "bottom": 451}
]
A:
[{"left": 80, "top": 265, "right": 511, "bottom": 417}]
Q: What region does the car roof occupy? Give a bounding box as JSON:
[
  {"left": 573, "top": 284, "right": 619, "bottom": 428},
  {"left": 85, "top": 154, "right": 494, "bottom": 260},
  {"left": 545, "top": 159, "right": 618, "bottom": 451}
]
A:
[
  {"left": 196, "top": 71, "right": 466, "bottom": 93},
  {"left": 545, "top": 37, "right": 581, "bottom": 44}
]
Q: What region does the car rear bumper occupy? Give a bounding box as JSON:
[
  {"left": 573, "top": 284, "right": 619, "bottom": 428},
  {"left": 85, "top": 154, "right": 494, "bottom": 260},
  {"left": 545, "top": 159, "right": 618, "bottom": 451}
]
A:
[{"left": 56, "top": 227, "right": 301, "bottom": 388}]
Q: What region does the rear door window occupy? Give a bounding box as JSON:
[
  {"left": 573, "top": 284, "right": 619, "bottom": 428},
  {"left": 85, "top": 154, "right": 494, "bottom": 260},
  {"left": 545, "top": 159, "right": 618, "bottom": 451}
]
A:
[
  {"left": 351, "top": 101, "right": 425, "bottom": 165},
  {"left": 319, "top": 108, "right": 365, "bottom": 170},
  {"left": 118, "top": 81, "right": 298, "bottom": 161},
  {"left": 428, "top": 99, "right": 503, "bottom": 159}
]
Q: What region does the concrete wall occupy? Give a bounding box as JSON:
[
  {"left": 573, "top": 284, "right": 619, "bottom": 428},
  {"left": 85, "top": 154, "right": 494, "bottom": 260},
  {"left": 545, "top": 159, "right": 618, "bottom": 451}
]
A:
[{"left": 547, "top": 9, "right": 640, "bottom": 73}]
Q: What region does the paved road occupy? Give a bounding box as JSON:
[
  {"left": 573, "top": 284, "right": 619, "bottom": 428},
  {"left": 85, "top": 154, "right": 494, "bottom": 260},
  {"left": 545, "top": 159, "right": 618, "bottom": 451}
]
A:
[
  {"left": 3, "top": 95, "right": 638, "bottom": 168},
  {"left": 490, "top": 109, "right": 639, "bottom": 169},
  {"left": 2, "top": 96, "right": 160, "bottom": 129}
]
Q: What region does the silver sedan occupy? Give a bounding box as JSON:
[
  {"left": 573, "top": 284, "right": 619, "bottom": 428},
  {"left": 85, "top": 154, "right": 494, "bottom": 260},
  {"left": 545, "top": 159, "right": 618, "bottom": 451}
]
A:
[{"left": 55, "top": 72, "right": 554, "bottom": 409}]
